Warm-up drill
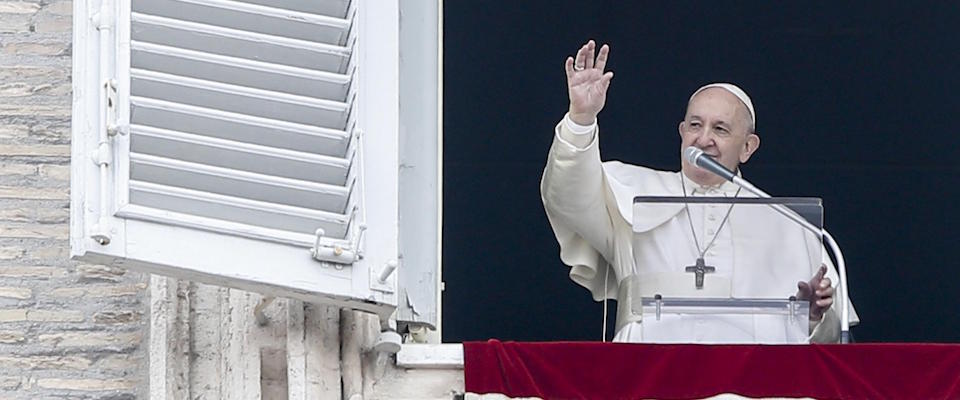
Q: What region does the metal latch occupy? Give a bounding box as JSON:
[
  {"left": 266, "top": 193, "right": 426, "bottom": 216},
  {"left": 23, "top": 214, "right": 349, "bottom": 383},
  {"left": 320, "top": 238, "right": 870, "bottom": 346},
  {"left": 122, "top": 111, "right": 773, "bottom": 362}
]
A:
[{"left": 310, "top": 223, "right": 366, "bottom": 266}]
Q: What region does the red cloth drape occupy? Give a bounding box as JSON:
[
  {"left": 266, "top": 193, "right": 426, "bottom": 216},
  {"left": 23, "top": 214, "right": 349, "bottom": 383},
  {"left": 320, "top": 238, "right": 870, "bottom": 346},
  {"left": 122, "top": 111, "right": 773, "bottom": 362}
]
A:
[{"left": 464, "top": 340, "right": 960, "bottom": 399}]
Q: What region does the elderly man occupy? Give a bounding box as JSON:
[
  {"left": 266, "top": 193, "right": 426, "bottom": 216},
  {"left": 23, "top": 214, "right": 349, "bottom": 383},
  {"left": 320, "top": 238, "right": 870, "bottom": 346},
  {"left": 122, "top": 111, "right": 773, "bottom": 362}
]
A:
[{"left": 541, "top": 40, "right": 857, "bottom": 343}]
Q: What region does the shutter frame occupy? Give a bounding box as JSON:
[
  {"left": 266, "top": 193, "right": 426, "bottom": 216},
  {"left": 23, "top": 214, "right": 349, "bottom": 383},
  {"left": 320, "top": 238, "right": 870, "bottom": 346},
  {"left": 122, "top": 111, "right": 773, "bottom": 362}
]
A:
[{"left": 396, "top": 0, "right": 442, "bottom": 332}]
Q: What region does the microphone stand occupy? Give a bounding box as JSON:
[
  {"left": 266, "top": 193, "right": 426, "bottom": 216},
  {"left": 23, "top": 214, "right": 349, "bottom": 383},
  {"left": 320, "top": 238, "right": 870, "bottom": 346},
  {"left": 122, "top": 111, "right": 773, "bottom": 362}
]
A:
[{"left": 730, "top": 176, "right": 852, "bottom": 343}]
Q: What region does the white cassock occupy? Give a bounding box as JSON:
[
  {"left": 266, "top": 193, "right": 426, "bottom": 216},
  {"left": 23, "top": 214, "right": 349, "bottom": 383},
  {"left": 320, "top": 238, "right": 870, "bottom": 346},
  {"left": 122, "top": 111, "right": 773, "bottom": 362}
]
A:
[{"left": 541, "top": 116, "right": 859, "bottom": 343}]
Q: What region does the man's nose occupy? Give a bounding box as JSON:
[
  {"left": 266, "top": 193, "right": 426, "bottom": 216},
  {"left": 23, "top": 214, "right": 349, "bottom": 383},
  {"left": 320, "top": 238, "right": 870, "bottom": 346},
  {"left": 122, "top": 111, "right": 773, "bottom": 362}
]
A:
[{"left": 694, "top": 130, "right": 714, "bottom": 148}]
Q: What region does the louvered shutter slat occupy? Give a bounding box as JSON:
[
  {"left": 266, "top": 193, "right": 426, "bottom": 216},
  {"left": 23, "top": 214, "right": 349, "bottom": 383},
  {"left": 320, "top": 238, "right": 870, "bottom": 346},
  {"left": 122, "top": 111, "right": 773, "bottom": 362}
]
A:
[
  {"left": 129, "top": 154, "right": 349, "bottom": 211},
  {"left": 238, "top": 0, "right": 351, "bottom": 18},
  {"left": 127, "top": 0, "right": 358, "bottom": 243},
  {"left": 131, "top": 43, "right": 352, "bottom": 100},
  {"left": 127, "top": 181, "right": 350, "bottom": 238},
  {"left": 130, "top": 126, "right": 351, "bottom": 188},
  {"left": 131, "top": 13, "right": 351, "bottom": 72},
  {"left": 133, "top": 0, "right": 352, "bottom": 44},
  {"left": 130, "top": 98, "right": 350, "bottom": 157},
  {"left": 131, "top": 69, "right": 350, "bottom": 128}
]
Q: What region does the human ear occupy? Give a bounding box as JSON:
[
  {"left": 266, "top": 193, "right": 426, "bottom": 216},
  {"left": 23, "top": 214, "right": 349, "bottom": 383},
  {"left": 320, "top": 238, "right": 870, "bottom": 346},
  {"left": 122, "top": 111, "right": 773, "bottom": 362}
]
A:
[{"left": 739, "top": 133, "right": 760, "bottom": 163}]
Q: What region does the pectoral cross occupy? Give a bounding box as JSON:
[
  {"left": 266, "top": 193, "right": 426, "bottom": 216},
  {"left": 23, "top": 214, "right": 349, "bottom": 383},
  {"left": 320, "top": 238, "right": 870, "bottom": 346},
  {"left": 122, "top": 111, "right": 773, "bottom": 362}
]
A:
[{"left": 685, "top": 258, "right": 715, "bottom": 289}]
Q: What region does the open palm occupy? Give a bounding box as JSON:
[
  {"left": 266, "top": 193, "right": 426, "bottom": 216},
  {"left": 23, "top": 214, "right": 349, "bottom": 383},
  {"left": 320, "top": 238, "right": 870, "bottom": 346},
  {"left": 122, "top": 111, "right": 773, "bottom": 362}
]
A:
[{"left": 565, "top": 40, "right": 614, "bottom": 125}]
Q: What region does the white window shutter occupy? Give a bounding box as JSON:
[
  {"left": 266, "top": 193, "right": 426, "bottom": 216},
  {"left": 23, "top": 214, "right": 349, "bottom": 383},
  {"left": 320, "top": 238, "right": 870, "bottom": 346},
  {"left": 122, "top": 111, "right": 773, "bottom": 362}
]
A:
[{"left": 71, "top": 0, "right": 404, "bottom": 319}]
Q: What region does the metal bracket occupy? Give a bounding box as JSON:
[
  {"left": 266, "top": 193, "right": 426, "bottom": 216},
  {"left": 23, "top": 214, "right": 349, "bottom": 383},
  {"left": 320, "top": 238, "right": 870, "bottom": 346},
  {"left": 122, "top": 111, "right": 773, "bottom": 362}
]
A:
[
  {"left": 104, "top": 79, "right": 126, "bottom": 136},
  {"left": 90, "top": 0, "right": 115, "bottom": 32},
  {"left": 91, "top": 140, "right": 111, "bottom": 167},
  {"left": 654, "top": 294, "right": 663, "bottom": 321},
  {"left": 254, "top": 297, "right": 275, "bottom": 326},
  {"left": 370, "top": 259, "right": 398, "bottom": 293},
  {"left": 89, "top": 226, "right": 112, "bottom": 246},
  {"left": 788, "top": 295, "right": 798, "bottom": 320}
]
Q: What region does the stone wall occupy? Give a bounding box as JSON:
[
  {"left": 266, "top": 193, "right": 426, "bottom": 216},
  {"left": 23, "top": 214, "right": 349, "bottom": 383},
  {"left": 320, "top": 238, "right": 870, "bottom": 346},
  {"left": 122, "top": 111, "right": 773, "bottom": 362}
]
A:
[{"left": 0, "top": 1, "right": 148, "bottom": 398}]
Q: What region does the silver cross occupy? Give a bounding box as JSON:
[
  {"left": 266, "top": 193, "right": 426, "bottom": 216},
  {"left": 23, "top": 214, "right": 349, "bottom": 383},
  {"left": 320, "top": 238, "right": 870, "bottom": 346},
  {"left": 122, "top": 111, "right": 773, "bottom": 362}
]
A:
[{"left": 684, "top": 258, "right": 716, "bottom": 289}]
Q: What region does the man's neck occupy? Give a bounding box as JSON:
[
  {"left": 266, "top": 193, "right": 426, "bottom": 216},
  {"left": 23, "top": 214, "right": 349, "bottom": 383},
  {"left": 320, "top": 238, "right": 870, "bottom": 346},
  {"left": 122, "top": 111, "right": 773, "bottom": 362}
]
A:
[{"left": 681, "top": 169, "right": 741, "bottom": 193}]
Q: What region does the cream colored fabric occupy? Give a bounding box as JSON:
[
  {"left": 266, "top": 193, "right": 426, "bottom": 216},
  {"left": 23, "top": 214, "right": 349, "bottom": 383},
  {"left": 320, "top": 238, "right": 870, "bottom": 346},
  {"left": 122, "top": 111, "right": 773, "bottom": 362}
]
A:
[{"left": 540, "top": 118, "right": 858, "bottom": 343}]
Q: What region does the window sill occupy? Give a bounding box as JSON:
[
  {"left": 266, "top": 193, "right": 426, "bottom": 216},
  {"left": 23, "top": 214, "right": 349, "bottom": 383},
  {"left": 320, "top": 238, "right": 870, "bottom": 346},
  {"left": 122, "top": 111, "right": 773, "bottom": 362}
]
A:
[{"left": 396, "top": 343, "right": 464, "bottom": 369}]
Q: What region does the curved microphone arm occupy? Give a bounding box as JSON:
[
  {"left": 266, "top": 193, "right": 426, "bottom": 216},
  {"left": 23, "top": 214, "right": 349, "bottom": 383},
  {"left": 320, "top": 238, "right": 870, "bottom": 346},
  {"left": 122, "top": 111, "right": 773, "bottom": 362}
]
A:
[
  {"left": 730, "top": 175, "right": 852, "bottom": 344},
  {"left": 684, "top": 147, "right": 852, "bottom": 342}
]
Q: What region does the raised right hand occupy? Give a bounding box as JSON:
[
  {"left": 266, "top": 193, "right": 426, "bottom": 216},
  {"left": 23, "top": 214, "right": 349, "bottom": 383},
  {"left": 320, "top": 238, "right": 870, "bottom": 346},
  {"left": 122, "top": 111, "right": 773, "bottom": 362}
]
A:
[{"left": 565, "top": 40, "right": 614, "bottom": 126}]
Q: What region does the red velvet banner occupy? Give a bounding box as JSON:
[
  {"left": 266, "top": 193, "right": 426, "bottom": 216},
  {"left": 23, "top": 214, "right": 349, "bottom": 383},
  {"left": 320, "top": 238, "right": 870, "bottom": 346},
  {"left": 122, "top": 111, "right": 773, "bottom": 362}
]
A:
[{"left": 464, "top": 340, "right": 960, "bottom": 399}]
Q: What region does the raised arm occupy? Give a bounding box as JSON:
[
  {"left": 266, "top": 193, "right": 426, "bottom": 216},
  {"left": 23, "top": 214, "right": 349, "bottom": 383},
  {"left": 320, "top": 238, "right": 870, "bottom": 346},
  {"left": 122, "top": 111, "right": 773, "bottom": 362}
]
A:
[{"left": 542, "top": 40, "right": 619, "bottom": 266}]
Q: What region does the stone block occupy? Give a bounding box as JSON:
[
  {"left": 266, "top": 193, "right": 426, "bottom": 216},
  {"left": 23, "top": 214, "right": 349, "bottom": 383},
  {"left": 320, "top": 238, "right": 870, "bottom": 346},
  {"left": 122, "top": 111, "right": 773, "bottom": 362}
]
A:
[
  {"left": 0, "top": 206, "right": 70, "bottom": 224},
  {"left": 27, "top": 244, "right": 70, "bottom": 259},
  {"left": 0, "top": 144, "right": 70, "bottom": 157},
  {"left": 0, "top": 2, "right": 42, "bottom": 13},
  {"left": 0, "top": 330, "right": 26, "bottom": 344},
  {"left": 0, "top": 376, "right": 21, "bottom": 390},
  {"left": 0, "top": 14, "right": 32, "bottom": 34},
  {"left": 48, "top": 284, "right": 147, "bottom": 298},
  {"left": 29, "top": 123, "right": 71, "bottom": 142},
  {"left": 0, "top": 41, "right": 71, "bottom": 57},
  {"left": 95, "top": 354, "right": 141, "bottom": 371},
  {"left": 0, "top": 266, "right": 67, "bottom": 279},
  {"left": 26, "top": 309, "right": 84, "bottom": 322},
  {"left": 0, "top": 124, "right": 31, "bottom": 141},
  {"left": 0, "top": 66, "right": 62, "bottom": 82},
  {"left": 0, "top": 287, "right": 31, "bottom": 299},
  {"left": 38, "top": 164, "right": 69, "bottom": 180},
  {"left": 94, "top": 310, "right": 142, "bottom": 324},
  {"left": 0, "top": 163, "right": 36, "bottom": 176},
  {"left": 0, "top": 224, "right": 69, "bottom": 239},
  {"left": 37, "top": 331, "right": 142, "bottom": 349},
  {"left": 77, "top": 264, "right": 127, "bottom": 282},
  {"left": 0, "top": 246, "right": 25, "bottom": 260},
  {"left": 0, "top": 186, "right": 68, "bottom": 200},
  {"left": 36, "top": 378, "right": 136, "bottom": 391},
  {"left": 37, "top": 207, "right": 70, "bottom": 222},
  {"left": 0, "top": 207, "right": 31, "bottom": 222},
  {"left": 0, "top": 309, "right": 27, "bottom": 322},
  {"left": 34, "top": 14, "right": 72, "bottom": 33},
  {"left": 0, "top": 355, "right": 92, "bottom": 370},
  {"left": 0, "top": 83, "right": 34, "bottom": 97},
  {"left": 45, "top": 1, "right": 73, "bottom": 16}
]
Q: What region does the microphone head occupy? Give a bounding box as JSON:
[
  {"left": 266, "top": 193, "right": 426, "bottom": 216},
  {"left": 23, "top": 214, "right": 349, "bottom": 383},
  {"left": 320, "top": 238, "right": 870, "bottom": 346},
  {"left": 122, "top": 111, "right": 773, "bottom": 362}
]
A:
[{"left": 683, "top": 146, "right": 704, "bottom": 165}]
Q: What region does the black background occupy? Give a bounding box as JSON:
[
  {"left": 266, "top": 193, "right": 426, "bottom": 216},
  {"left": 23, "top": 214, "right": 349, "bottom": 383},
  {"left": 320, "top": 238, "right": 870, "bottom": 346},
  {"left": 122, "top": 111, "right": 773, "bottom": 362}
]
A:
[{"left": 442, "top": 2, "right": 960, "bottom": 342}]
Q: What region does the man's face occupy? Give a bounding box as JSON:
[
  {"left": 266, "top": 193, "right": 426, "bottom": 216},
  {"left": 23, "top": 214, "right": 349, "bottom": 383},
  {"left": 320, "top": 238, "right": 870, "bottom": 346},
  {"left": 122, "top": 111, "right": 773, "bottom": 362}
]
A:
[{"left": 678, "top": 88, "right": 760, "bottom": 186}]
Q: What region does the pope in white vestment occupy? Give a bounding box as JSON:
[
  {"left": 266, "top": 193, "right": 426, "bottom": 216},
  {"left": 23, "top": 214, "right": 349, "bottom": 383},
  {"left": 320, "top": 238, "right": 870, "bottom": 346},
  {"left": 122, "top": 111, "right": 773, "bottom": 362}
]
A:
[{"left": 541, "top": 40, "right": 858, "bottom": 343}]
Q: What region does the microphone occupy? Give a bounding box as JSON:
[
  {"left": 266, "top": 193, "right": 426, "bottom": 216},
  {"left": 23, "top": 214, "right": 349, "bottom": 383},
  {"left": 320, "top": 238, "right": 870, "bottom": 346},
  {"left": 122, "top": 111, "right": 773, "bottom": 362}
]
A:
[{"left": 683, "top": 146, "right": 736, "bottom": 182}]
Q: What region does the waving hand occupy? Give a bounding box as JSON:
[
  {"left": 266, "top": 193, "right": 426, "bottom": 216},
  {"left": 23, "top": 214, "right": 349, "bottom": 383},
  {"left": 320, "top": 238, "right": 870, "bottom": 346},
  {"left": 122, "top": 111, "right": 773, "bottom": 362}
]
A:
[{"left": 565, "top": 40, "right": 614, "bottom": 126}]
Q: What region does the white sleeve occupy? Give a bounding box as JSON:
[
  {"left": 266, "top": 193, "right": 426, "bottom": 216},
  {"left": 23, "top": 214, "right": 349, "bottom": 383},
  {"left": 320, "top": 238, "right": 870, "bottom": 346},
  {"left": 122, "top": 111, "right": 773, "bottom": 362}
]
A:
[{"left": 557, "top": 113, "right": 597, "bottom": 149}]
